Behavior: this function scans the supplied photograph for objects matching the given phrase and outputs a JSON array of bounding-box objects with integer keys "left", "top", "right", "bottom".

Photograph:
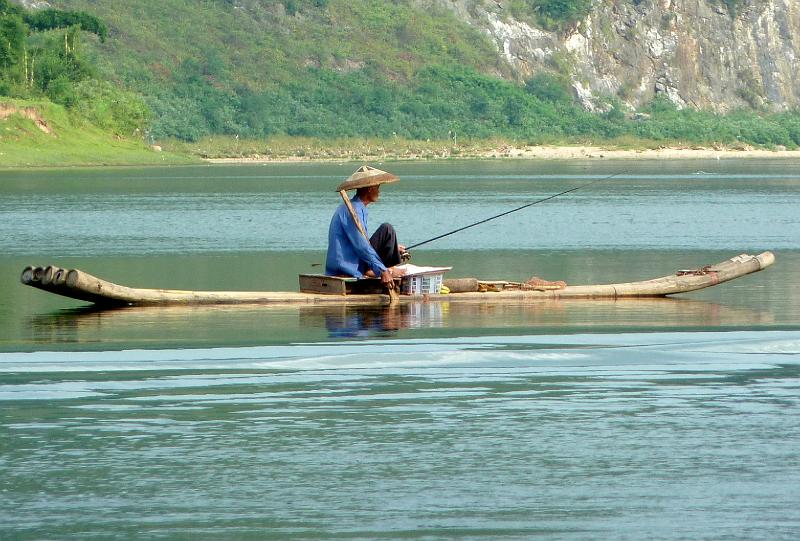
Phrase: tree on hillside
[
  {"left": 0, "top": 0, "right": 22, "bottom": 15},
  {"left": 510, "top": 0, "right": 593, "bottom": 31},
  {"left": 0, "top": 0, "right": 24, "bottom": 80},
  {"left": 24, "top": 8, "right": 107, "bottom": 42},
  {"left": 0, "top": 12, "right": 25, "bottom": 70},
  {"left": 1, "top": 2, "right": 147, "bottom": 136},
  {"left": 0, "top": 1, "right": 107, "bottom": 99}
]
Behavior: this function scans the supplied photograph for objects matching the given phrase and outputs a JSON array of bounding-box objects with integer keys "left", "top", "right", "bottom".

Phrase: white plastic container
[
  {"left": 396, "top": 264, "right": 452, "bottom": 295},
  {"left": 401, "top": 272, "right": 445, "bottom": 295}
]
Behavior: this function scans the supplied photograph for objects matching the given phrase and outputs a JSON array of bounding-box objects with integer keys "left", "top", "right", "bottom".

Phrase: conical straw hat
[{"left": 336, "top": 165, "right": 399, "bottom": 192}]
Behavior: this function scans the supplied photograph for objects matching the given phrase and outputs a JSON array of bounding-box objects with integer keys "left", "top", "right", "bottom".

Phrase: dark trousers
[{"left": 370, "top": 223, "right": 402, "bottom": 268}]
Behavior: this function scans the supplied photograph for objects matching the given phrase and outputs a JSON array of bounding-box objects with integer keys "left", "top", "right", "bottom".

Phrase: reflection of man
[
  {"left": 324, "top": 308, "right": 405, "bottom": 339},
  {"left": 325, "top": 165, "right": 407, "bottom": 285}
]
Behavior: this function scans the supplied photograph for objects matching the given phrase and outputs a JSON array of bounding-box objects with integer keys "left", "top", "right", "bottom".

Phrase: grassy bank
[{"left": 0, "top": 99, "right": 198, "bottom": 168}]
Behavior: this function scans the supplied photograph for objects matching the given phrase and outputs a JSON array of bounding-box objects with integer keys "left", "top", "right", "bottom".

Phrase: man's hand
[{"left": 380, "top": 267, "right": 406, "bottom": 284}]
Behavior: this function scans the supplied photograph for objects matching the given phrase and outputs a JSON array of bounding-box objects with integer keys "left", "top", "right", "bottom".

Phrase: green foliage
[
  {"left": 281, "top": 0, "right": 329, "bottom": 15},
  {"left": 24, "top": 9, "right": 108, "bottom": 41},
  {"left": 187, "top": 64, "right": 610, "bottom": 143},
  {"left": 46, "top": 46, "right": 800, "bottom": 151},
  {"left": 546, "top": 50, "right": 575, "bottom": 76},
  {"left": 0, "top": 1, "right": 137, "bottom": 136},
  {"left": 533, "top": 0, "right": 593, "bottom": 30},
  {"left": 0, "top": 2, "right": 26, "bottom": 95},
  {"left": 283, "top": 0, "right": 299, "bottom": 16},
  {"left": 525, "top": 72, "right": 573, "bottom": 103},
  {"left": 54, "top": 0, "right": 506, "bottom": 141},
  {"left": 660, "top": 11, "right": 676, "bottom": 31},
  {"left": 736, "top": 70, "right": 764, "bottom": 110},
  {"left": 630, "top": 103, "right": 800, "bottom": 149},
  {"left": 642, "top": 95, "right": 677, "bottom": 113},
  {"left": 0, "top": 13, "right": 25, "bottom": 72},
  {"left": 71, "top": 79, "right": 150, "bottom": 135},
  {"left": 507, "top": 0, "right": 593, "bottom": 31},
  {"left": 30, "top": 28, "right": 95, "bottom": 103},
  {"left": 711, "top": 0, "right": 742, "bottom": 18},
  {"left": 0, "top": 0, "right": 24, "bottom": 16}
]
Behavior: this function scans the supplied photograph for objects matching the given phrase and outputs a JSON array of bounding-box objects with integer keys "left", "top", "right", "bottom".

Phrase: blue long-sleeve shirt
[{"left": 325, "top": 196, "right": 387, "bottom": 278}]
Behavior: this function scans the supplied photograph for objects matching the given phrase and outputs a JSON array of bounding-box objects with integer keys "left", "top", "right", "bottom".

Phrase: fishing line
[{"left": 405, "top": 170, "right": 629, "bottom": 250}]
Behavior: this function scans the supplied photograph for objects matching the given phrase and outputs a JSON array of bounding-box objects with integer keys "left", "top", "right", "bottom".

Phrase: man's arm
[{"left": 339, "top": 212, "right": 386, "bottom": 276}]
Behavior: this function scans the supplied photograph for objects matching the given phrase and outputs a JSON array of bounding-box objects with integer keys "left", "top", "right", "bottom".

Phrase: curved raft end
[
  {"left": 756, "top": 251, "right": 775, "bottom": 269},
  {"left": 560, "top": 250, "right": 776, "bottom": 299}
]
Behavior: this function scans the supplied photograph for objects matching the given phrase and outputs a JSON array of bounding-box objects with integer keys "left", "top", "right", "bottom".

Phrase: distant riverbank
[
  {"left": 3, "top": 98, "right": 799, "bottom": 168},
  {"left": 4, "top": 125, "right": 800, "bottom": 168},
  {"left": 158, "top": 135, "right": 800, "bottom": 164},
  {"left": 204, "top": 144, "right": 800, "bottom": 163}
]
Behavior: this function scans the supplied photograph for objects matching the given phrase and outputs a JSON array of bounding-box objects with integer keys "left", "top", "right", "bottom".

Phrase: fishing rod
[{"left": 405, "top": 170, "right": 628, "bottom": 250}]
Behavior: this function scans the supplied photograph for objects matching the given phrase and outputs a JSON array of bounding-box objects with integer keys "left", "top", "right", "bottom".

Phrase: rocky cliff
[{"left": 426, "top": 0, "right": 799, "bottom": 112}]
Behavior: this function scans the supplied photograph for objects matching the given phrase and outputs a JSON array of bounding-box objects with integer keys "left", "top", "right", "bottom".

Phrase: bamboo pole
[
  {"left": 339, "top": 190, "right": 368, "bottom": 239},
  {"left": 21, "top": 265, "right": 35, "bottom": 285},
  {"left": 53, "top": 267, "right": 68, "bottom": 287},
  {"left": 41, "top": 265, "right": 57, "bottom": 286},
  {"left": 22, "top": 265, "right": 70, "bottom": 295},
  {"left": 56, "top": 268, "right": 391, "bottom": 306}
]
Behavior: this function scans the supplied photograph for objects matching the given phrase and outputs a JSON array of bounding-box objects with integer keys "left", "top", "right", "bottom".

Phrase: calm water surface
[{"left": 1, "top": 160, "right": 799, "bottom": 539}]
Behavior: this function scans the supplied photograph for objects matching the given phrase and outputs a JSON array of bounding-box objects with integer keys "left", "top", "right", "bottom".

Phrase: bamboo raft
[{"left": 20, "top": 252, "right": 775, "bottom": 307}]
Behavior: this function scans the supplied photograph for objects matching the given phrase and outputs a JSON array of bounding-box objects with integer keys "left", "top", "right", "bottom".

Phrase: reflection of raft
[{"left": 21, "top": 252, "right": 775, "bottom": 307}]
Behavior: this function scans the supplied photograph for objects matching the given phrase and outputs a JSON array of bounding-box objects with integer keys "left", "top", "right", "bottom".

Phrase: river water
[{"left": 1, "top": 160, "right": 799, "bottom": 539}]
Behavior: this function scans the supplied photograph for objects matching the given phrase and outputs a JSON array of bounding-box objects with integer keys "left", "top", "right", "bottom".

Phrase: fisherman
[{"left": 326, "top": 165, "right": 408, "bottom": 285}]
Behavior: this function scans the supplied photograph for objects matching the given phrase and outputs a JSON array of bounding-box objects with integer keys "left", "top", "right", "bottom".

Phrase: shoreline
[
  {"left": 204, "top": 144, "right": 800, "bottom": 164},
  {"left": 3, "top": 144, "right": 799, "bottom": 170}
]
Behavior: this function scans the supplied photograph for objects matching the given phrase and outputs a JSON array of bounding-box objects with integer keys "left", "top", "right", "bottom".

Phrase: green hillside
[
  {"left": 2, "top": 0, "right": 800, "bottom": 163},
  {"left": 46, "top": 0, "right": 513, "bottom": 141}
]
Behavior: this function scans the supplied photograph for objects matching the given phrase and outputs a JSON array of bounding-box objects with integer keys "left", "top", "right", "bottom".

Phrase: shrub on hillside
[
  {"left": 508, "top": 0, "right": 593, "bottom": 31},
  {"left": 524, "top": 72, "right": 573, "bottom": 103},
  {"left": 72, "top": 80, "right": 150, "bottom": 136}
]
